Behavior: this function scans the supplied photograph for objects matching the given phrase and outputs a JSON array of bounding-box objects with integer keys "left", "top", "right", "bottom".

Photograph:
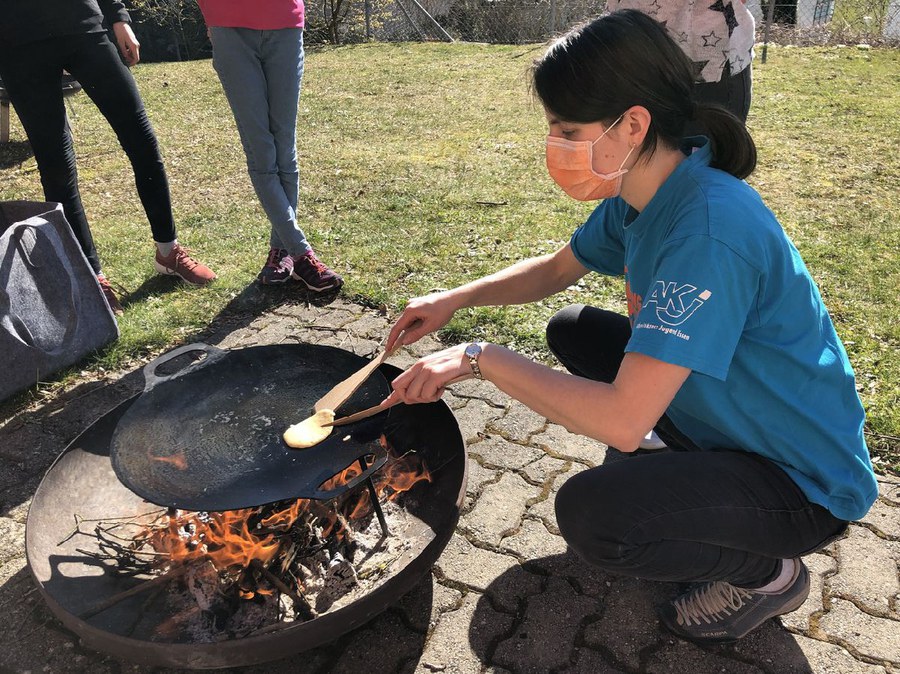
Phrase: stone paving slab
[{"left": 0, "top": 297, "right": 898, "bottom": 674}]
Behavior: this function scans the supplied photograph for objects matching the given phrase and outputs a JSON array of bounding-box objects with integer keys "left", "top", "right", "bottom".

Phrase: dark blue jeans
[
  {"left": 546, "top": 304, "right": 847, "bottom": 587},
  {"left": 0, "top": 32, "right": 176, "bottom": 273}
]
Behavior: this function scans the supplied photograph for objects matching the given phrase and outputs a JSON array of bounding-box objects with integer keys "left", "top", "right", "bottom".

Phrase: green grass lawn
[{"left": 1, "top": 42, "right": 897, "bottom": 471}]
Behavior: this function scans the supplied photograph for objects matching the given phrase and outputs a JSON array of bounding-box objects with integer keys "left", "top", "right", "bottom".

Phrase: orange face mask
[{"left": 545, "top": 115, "right": 636, "bottom": 201}]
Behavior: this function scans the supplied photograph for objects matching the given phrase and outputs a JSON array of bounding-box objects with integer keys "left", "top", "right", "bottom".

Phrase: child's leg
[
  {"left": 209, "top": 27, "right": 309, "bottom": 255},
  {"left": 259, "top": 28, "right": 304, "bottom": 235}
]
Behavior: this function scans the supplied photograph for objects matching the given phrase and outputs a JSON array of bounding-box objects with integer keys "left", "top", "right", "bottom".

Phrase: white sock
[
  {"left": 754, "top": 558, "right": 796, "bottom": 593},
  {"left": 156, "top": 240, "right": 176, "bottom": 257}
]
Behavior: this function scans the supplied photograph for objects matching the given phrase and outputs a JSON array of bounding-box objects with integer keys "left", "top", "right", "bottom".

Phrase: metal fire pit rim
[
  {"left": 29, "top": 508, "right": 462, "bottom": 669},
  {"left": 25, "top": 354, "right": 468, "bottom": 669}
]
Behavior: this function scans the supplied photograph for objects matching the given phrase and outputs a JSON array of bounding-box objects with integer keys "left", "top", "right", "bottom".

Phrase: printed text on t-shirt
[{"left": 642, "top": 281, "right": 712, "bottom": 327}]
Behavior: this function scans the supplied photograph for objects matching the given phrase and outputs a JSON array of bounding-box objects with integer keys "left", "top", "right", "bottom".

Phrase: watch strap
[{"left": 465, "top": 343, "right": 483, "bottom": 380}]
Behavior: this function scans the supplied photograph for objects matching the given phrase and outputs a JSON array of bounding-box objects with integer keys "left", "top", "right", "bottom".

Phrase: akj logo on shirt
[{"left": 643, "top": 282, "right": 712, "bottom": 326}]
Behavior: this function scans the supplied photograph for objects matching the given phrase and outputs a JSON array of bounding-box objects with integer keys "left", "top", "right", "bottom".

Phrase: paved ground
[{"left": 1, "top": 295, "right": 898, "bottom": 674}]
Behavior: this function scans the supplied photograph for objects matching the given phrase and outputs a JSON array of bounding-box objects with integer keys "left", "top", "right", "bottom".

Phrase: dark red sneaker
[
  {"left": 257, "top": 247, "right": 294, "bottom": 284},
  {"left": 97, "top": 274, "right": 124, "bottom": 316},
  {"left": 154, "top": 243, "right": 217, "bottom": 286},
  {"left": 291, "top": 251, "right": 343, "bottom": 292}
]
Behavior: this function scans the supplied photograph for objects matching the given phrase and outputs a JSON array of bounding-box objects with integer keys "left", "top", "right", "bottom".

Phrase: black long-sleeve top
[{"left": 0, "top": 0, "right": 131, "bottom": 51}]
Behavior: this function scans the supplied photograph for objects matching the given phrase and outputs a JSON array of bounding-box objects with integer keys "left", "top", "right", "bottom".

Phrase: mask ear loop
[
  {"left": 590, "top": 113, "right": 626, "bottom": 148},
  {"left": 618, "top": 143, "right": 637, "bottom": 172}
]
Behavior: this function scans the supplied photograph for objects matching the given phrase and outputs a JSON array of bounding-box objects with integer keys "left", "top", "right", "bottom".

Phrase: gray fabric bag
[{"left": 0, "top": 201, "right": 119, "bottom": 402}]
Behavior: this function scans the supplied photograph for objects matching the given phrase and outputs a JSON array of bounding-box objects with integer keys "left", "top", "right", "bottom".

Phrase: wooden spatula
[
  {"left": 324, "top": 374, "right": 469, "bottom": 427},
  {"left": 313, "top": 346, "right": 395, "bottom": 413},
  {"left": 324, "top": 398, "right": 399, "bottom": 427},
  {"left": 314, "top": 321, "right": 422, "bottom": 414}
]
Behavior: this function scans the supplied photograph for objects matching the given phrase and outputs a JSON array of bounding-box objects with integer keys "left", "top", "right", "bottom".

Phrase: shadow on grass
[
  {"left": 123, "top": 276, "right": 343, "bottom": 320},
  {"left": 0, "top": 140, "right": 34, "bottom": 169}
]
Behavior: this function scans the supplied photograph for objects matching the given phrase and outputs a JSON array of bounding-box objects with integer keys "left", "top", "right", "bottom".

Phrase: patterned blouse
[{"left": 609, "top": 0, "right": 756, "bottom": 83}]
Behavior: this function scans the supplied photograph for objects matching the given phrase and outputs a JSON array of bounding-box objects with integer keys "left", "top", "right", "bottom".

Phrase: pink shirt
[{"left": 198, "top": 0, "right": 304, "bottom": 30}]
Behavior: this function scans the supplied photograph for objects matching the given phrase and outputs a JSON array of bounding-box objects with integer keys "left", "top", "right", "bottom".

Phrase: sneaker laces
[
  {"left": 266, "top": 248, "right": 287, "bottom": 267},
  {"left": 172, "top": 245, "right": 200, "bottom": 271},
  {"left": 97, "top": 274, "right": 128, "bottom": 296},
  {"left": 303, "top": 252, "right": 329, "bottom": 275},
  {"left": 673, "top": 581, "right": 755, "bottom": 627}
]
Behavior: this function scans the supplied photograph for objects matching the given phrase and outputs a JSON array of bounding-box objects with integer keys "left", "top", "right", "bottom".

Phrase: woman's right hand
[
  {"left": 385, "top": 291, "right": 460, "bottom": 353},
  {"left": 112, "top": 22, "right": 141, "bottom": 66}
]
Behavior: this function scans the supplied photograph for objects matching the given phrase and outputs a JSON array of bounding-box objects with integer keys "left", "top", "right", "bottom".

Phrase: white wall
[{"left": 886, "top": 0, "right": 900, "bottom": 38}]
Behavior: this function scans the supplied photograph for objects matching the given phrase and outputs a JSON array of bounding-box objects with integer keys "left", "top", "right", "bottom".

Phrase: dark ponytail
[
  {"left": 694, "top": 103, "right": 757, "bottom": 180},
  {"left": 532, "top": 10, "right": 756, "bottom": 180}
]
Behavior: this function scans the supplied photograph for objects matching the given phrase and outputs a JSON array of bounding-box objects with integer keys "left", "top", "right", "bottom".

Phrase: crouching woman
[{"left": 383, "top": 10, "right": 877, "bottom": 643}]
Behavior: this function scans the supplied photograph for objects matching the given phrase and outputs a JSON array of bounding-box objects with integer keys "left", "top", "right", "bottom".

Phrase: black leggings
[
  {"left": 0, "top": 32, "right": 176, "bottom": 273},
  {"left": 546, "top": 304, "right": 847, "bottom": 587},
  {"left": 685, "top": 61, "right": 753, "bottom": 136}
]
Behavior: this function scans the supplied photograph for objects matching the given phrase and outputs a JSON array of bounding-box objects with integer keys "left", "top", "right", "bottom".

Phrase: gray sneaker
[{"left": 658, "top": 559, "right": 810, "bottom": 643}]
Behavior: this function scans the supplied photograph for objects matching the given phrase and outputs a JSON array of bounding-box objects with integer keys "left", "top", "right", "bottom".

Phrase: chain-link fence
[
  {"left": 129, "top": 0, "right": 900, "bottom": 61},
  {"left": 312, "top": 0, "right": 900, "bottom": 46}
]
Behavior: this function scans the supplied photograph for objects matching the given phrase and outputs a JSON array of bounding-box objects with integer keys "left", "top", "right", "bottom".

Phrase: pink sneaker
[
  {"left": 154, "top": 243, "right": 217, "bottom": 286},
  {"left": 257, "top": 247, "right": 294, "bottom": 284},
  {"left": 291, "top": 250, "right": 343, "bottom": 292},
  {"left": 97, "top": 274, "right": 124, "bottom": 316}
]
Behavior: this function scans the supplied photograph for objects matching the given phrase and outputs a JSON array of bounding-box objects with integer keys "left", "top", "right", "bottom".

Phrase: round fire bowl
[{"left": 25, "top": 352, "right": 467, "bottom": 669}]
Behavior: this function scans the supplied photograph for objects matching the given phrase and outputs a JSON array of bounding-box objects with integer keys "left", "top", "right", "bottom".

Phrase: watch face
[{"left": 465, "top": 343, "right": 482, "bottom": 358}]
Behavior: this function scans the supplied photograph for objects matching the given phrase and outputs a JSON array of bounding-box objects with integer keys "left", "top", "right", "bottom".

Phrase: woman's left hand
[
  {"left": 383, "top": 344, "right": 474, "bottom": 406},
  {"left": 113, "top": 22, "right": 141, "bottom": 66}
]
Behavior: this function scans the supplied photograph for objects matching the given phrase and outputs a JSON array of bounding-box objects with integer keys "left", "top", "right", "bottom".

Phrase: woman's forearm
[
  {"left": 447, "top": 246, "right": 588, "bottom": 311},
  {"left": 476, "top": 344, "right": 689, "bottom": 452}
]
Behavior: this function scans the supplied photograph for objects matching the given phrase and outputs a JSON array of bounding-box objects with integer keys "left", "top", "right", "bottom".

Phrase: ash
[{"left": 161, "top": 497, "right": 427, "bottom": 642}]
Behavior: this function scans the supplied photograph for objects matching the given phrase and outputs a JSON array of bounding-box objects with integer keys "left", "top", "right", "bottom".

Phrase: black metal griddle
[{"left": 110, "top": 343, "right": 393, "bottom": 512}]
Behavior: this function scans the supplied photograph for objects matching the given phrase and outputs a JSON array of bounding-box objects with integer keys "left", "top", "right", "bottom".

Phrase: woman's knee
[
  {"left": 114, "top": 111, "right": 163, "bottom": 165},
  {"left": 554, "top": 470, "right": 588, "bottom": 544},
  {"left": 555, "top": 470, "right": 646, "bottom": 576},
  {"left": 546, "top": 305, "right": 629, "bottom": 382},
  {"left": 555, "top": 468, "right": 623, "bottom": 551},
  {"left": 546, "top": 303, "right": 587, "bottom": 369}
]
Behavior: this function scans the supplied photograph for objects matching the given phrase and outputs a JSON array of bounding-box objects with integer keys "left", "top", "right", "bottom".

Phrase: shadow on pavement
[{"left": 470, "top": 549, "right": 816, "bottom": 673}]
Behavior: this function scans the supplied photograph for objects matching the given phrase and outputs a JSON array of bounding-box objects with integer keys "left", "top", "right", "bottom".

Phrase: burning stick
[
  {"left": 250, "top": 559, "right": 316, "bottom": 622},
  {"left": 69, "top": 437, "right": 432, "bottom": 637}
]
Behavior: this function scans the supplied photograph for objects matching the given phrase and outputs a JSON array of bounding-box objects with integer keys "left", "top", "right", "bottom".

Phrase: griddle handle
[
  {"left": 313, "top": 453, "right": 388, "bottom": 501},
  {"left": 142, "top": 343, "right": 227, "bottom": 392}
]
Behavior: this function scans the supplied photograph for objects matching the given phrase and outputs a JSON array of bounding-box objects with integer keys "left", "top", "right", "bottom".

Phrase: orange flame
[
  {"left": 150, "top": 448, "right": 188, "bottom": 470},
  {"left": 377, "top": 453, "right": 431, "bottom": 500},
  {"left": 147, "top": 506, "right": 286, "bottom": 569},
  {"left": 142, "top": 438, "right": 432, "bottom": 595}
]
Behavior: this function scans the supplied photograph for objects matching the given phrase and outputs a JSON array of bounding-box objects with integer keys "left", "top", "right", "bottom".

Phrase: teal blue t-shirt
[{"left": 569, "top": 138, "right": 877, "bottom": 522}]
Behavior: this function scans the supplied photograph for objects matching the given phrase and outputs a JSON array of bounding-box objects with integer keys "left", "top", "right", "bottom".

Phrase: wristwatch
[{"left": 464, "top": 342, "right": 484, "bottom": 380}]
